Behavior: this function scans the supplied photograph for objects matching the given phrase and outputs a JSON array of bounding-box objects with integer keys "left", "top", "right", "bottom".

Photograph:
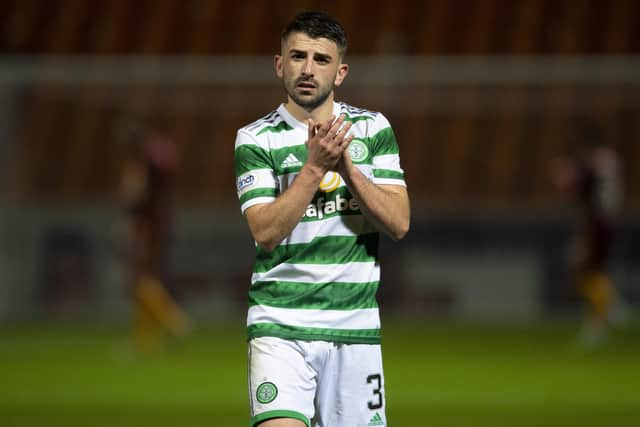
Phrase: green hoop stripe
[
  {"left": 249, "top": 281, "right": 379, "bottom": 310},
  {"left": 235, "top": 144, "right": 272, "bottom": 174},
  {"left": 239, "top": 188, "right": 278, "bottom": 205},
  {"left": 251, "top": 410, "right": 310, "bottom": 427},
  {"left": 271, "top": 145, "right": 308, "bottom": 174},
  {"left": 254, "top": 233, "right": 379, "bottom": 271},
  {"left": 373, "top": 169, "right": 404, "bottom": 180},
  {"left": 256, "top": 120, "right": 294, "bottom": 136},
  {"left": 248, "top": 323, "right": 381, "bottom": 344},
  {"left": 371, "top": 127, "right": 399, "bottom": 155},
  {"left": 298, "top": 187, "right": 363, "bottom": 222},
  {"left": 344, "top": 113, "right": 374, "bottom": 124}
]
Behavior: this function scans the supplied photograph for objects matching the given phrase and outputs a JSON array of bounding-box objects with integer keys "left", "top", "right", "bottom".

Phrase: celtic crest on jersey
[{"left": 348, "top": 139, "right": 369, "bottom": 163}]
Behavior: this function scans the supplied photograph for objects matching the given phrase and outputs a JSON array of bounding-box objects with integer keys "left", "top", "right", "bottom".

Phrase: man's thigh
[
  {"left": 314, "top": 343, "right": 387, "bottom": 427},
  {"left": 257, "top": 418, "right": 307, "bottom": 427},
  {"left": 249, "top": 337, "right": 315, "bottom": 427}
]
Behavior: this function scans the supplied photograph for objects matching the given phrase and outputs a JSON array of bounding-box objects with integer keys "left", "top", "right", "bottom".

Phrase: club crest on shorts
[
  {"left": 256, "top": 382, "right": 278, "bottom": 404},
  {"left": 348, "top": 140, "right": 369, "bottom": 163}
]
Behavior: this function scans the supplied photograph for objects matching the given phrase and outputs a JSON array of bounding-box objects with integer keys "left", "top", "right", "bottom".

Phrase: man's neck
[{"left": 284, "top": 95, "right": 335, "bottom": 124}]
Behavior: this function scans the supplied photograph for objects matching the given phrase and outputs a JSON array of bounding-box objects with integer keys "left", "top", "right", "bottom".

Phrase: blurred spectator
[
  {"left": 119, "top": 121, "right": 191, "bottom": 353},
  {"left": 551, "top": 123, "right": 624, "bottom": 346}
]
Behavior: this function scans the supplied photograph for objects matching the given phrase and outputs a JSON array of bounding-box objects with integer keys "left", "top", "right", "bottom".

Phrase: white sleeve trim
[{"left": 241, "top": 197, "right": 276, "bottom": 214}]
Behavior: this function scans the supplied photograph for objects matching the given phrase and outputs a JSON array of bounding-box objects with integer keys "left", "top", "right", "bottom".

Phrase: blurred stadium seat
[
  {"left": 0, "top": 0, "right": 638, "bottom": 320},
  {"left": 1, "top": 3, "right": 639, "bottom": 426},
  {"left": 1, "top": 0, "right": 639, "bottom": 207}
]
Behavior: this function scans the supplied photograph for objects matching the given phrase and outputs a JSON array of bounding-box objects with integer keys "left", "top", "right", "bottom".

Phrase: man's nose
[{"left": 302, "top": 57, "right": 314, "bottom": 75}]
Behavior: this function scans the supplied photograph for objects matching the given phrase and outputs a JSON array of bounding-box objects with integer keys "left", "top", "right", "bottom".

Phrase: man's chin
[{"left": 290, "top": 94, "right": 329, "bottom": 112}]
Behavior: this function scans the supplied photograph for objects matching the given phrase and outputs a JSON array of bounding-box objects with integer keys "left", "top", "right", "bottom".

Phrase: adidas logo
[
  {"left": 281, "top": 153, "right": 303, "bottom": 168},
  {"left": 368, "top": 412, "right": 384, "bottom": 426}
]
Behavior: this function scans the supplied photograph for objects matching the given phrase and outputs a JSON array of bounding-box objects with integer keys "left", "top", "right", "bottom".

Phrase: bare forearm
[
  {"left": 244, "top": 115, "right": 355, "bottom": 251},
  {"left": 341, "top": 168, "right": 410, "bottom": 241},
  {"left": 245, "top": 164, "right": 324, "bottom": 251}
]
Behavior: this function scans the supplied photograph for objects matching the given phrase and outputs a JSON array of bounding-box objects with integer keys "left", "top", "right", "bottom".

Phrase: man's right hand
[
  {"left": 305, "top": 114, "right": 354, "bottom": 176},
  {"left": 244, "top": 115, "right": 354, "bottom": 252}
]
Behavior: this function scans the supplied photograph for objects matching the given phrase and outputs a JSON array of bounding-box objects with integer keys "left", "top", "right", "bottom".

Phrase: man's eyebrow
[
  {"left": 288, "top": 49, "right": 333, "bottom": 61},
  {"left": 314, "top": 52, "right": 332, "bottom": 61}
]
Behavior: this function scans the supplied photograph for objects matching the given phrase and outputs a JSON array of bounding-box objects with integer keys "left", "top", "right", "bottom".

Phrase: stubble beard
[{"left": 285, "top": 78, "right": 333, "bottom": 112}]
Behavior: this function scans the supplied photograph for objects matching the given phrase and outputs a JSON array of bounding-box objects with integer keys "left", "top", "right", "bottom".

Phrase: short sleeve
[
  {"left": 234, "top": 130, "right": 278, "bottom": 213},
  {"left": 370, "top": 114, "right": 406, "bottom": 187}
]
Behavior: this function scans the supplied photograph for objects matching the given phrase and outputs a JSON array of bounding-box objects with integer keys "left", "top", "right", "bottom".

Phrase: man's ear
[
  {"left": 274, "top": 54, "right": 283, "bottom": 79},
  {"left": 334, "top": 63, "right": 349, "bottom": 87}
]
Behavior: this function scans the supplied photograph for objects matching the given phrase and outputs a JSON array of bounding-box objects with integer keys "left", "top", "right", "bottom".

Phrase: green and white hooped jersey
[{"left": 234, "top": 102, "right": 406, "bottom": 344}]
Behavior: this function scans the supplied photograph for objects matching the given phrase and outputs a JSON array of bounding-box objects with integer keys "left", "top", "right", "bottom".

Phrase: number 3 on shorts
[{"left": 367, "top": 374, "right": 383, "bottom": 410}]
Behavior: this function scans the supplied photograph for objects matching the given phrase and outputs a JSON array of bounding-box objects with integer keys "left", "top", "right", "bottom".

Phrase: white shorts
[{"left": 248, "top": 336, "right": 387, "bottom": 427}]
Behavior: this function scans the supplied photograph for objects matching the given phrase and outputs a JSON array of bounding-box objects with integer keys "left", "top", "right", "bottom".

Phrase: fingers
[
  {"left": 324, "top": 115, "right": 343, "bottom": 140},
  {"left": 334, "top": 121, "right": 353, "bottom": 147},
  {"left": 341, "top": 133, "right": 355, "bottom": 150},
  {"left": 306, "top": 115, "right": 354, "bottom": 172},
  {"left": 314, "top": 114, "right": 352, "bottom": 145},
  {"left": 314, "top": 115, "right": 335, "bottom": 138},
  {"left": 307, "top": 118, "right": 316, "bottom": 144},
  {"left": 325, "top": 115, "right": 349, "bottom": 142}
]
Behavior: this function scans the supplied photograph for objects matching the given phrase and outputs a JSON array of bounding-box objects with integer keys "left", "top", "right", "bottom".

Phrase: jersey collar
[{"left": 277, "top": 102, "right": 342, "bottom": 131}]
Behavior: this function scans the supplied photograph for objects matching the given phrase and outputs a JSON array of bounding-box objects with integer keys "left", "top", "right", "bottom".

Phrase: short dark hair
[{"left": 281, "top": 11, "right": 348, "bottom": 57}]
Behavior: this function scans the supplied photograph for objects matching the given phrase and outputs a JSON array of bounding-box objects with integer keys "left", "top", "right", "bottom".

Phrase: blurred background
[{"left": 1, "top": 1, "right": 639, "bottom": 426}]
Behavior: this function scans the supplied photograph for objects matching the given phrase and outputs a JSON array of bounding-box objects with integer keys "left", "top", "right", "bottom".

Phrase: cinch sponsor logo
[
  {"left": 304, "top": 194, "right": 359, "bottom": 219},
  {"left": 237, "top": 174, "right": 255, "bottom": 191}
]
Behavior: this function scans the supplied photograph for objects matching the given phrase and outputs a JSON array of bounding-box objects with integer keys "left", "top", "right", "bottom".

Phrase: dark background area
[{"left": 0, "top": 2, "right": 638, "bottom": 425}]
